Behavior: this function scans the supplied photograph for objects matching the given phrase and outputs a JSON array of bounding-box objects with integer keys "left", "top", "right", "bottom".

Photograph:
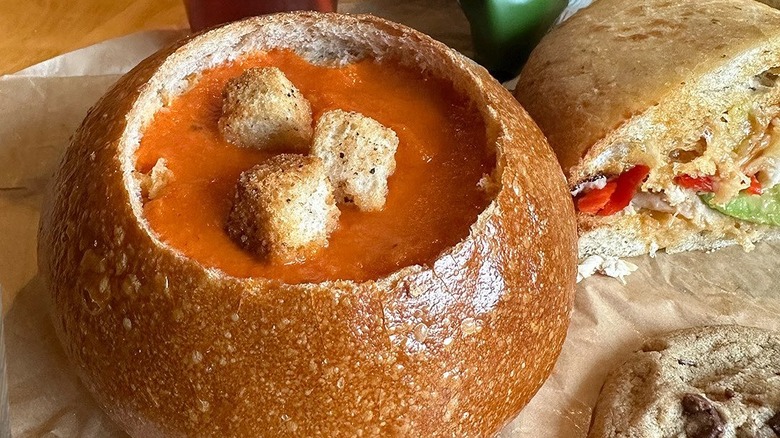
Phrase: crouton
[
  {"left": 138, "top": 158, "right": 174, "bottom": 200},
  {"left": 226, "top": 154, "right": 339, "bottom": 264},
  {"left": 218, "top": 67, "right": 313, "bottom": 151},
  {"left": 312, "top": 109, "right": 399, "bottom": 211}
]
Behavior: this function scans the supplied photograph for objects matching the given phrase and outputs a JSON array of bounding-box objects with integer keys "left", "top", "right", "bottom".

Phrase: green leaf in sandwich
[{"left": 703, "top": 185, "right": 780, "bottom": 226}]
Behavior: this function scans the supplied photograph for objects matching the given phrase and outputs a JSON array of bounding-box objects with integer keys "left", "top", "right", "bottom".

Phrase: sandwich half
[{"left": 516, "top": 0, "right": 780, "bottom": 260}]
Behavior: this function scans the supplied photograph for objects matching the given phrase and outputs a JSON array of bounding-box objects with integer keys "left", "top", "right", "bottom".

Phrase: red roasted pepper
[
  {"left": 599, "top": 165, "right": 651, "bottom": 216},
  {"left": 674, "top": 174, "right": 715, "bottom": 192},
  {"left": 577, "top": 181, "right": 617, "bottom": 214},
  {"left": 576, "top": 165, "right": 650, "bottom": 216},
  {"left": 747, "top": 175, "right": 763, "bottom": 195},
  {"left": 675, "top": 173, "right": 763, "bottom": 195}
]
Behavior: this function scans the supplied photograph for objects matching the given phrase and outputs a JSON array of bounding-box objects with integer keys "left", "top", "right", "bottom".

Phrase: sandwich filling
[{"left": 573, "top": 69, "right": 780, "bottom": 241}]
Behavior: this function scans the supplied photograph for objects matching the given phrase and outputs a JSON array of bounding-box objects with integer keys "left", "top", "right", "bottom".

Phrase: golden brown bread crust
[
  {"left": 38, "top": 12, "right": 577, "bottom": 437},
  {"left": 516, "top": 0, "right": 780, "bottom": 183}
]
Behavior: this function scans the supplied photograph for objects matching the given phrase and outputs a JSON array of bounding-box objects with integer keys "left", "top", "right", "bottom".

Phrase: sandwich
[{"left": 515, "top": 0, "right": 780, "bottom": 264}]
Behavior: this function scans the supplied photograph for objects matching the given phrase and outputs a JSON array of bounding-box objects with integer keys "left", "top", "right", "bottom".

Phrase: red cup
[{"left": 185, "top": 0, "right": 338, "bottom": 32}]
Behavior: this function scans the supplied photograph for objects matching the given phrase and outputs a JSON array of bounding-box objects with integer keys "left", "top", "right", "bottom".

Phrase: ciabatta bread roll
[
  {"left": 38, "top": 12, "right": 576, "bottom": 437},
  {"left": 516, "top": 0, "right": 780, "bottom": 259}
]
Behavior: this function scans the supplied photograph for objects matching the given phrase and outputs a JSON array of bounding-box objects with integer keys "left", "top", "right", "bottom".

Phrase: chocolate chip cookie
[{"left": 589, "top": 325, "right": 780, "bottom": 438}]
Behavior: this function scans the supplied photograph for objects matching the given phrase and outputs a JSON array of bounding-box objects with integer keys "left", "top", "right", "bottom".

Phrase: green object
[
  {"left": 702, "top": 184, "right": 780, "bottom": 226},
  {"left": 459, "top": 0, "right": 569, "bottom": 81}
]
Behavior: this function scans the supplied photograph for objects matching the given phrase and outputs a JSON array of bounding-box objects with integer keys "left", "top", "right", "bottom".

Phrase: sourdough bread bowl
[{"left": 37, "top": 12, "right": 577, "bottom": 437}]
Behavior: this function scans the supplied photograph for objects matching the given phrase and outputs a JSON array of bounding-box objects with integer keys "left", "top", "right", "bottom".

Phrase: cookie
[{"left": 589, "top": 325, "right": 780, "bottom": 438}]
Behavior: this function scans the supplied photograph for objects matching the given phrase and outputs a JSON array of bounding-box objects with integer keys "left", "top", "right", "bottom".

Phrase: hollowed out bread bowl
[{"left": 38, "top": 12, "right": 577, "bottom": 437}]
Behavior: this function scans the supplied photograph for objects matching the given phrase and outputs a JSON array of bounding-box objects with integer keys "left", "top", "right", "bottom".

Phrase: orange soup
[{"left": 136, "top": 50, "right": 493, "bottom": 283}]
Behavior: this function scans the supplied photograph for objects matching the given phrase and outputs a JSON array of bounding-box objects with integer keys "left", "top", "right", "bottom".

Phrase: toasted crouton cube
[
  {"left": 226, "top": 154, "right": 340, "bottom": 264},
  {"left": 312, "top": 110, "right": 399, "bottom": 211},
  {"left": 218, "top": 67, "right": 313, "bottom": 152}
]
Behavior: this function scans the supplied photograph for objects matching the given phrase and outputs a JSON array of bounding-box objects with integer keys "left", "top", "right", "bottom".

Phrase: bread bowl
[
  {"left": 37, "top": 12, "right": 577, "bottom": 437},
  {"left": 515, "top": 0, "right": 780, "bottom": 260}
]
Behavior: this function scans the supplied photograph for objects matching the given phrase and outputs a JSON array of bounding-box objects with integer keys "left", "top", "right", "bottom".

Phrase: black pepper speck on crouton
[
  {"left": 218, "top": 67, "right": 313, "bottom": 152},
  {"left": 312, "top": 109, "right": 399, "bottom": 211},
  {"left": 226, "top": 154, "right": 339, "bottom": 264}
]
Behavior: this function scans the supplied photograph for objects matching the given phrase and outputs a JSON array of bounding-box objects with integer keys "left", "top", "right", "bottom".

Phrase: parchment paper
[{"left": 2, "top": 2, "right": 779, "bottom": 437}]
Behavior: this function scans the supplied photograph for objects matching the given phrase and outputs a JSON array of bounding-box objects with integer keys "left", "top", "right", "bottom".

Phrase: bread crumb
[
  {"left": 139, "top": 158, "right": 174, "bottom": 200},
  {"left": 226, "top": 154, "right": 339, "bottom": 264},
  {"left": 218, "top": 67, "right": 313, "bottom": 151},
  {"left": 312, "top": 109, "right": 399, "bottom": 211},
  {"left": 648, "top": 242, "right": 660, "bottom": 257},
  {"left": 577, "top": 255, "right": 638, "bottom": 283}
]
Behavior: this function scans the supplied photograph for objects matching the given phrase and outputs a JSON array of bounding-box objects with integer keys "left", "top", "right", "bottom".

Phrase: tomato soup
[{"left": 136, "top": 50, "right": 493, "bottom": 283}]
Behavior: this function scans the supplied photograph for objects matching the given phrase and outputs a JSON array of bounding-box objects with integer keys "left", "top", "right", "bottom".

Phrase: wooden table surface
[
  {"left": 0, "top": 0, "right": 470, "bottom": 76},
  {"left": 1, "top": 0, "right": 188, "bottom": 75}
]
